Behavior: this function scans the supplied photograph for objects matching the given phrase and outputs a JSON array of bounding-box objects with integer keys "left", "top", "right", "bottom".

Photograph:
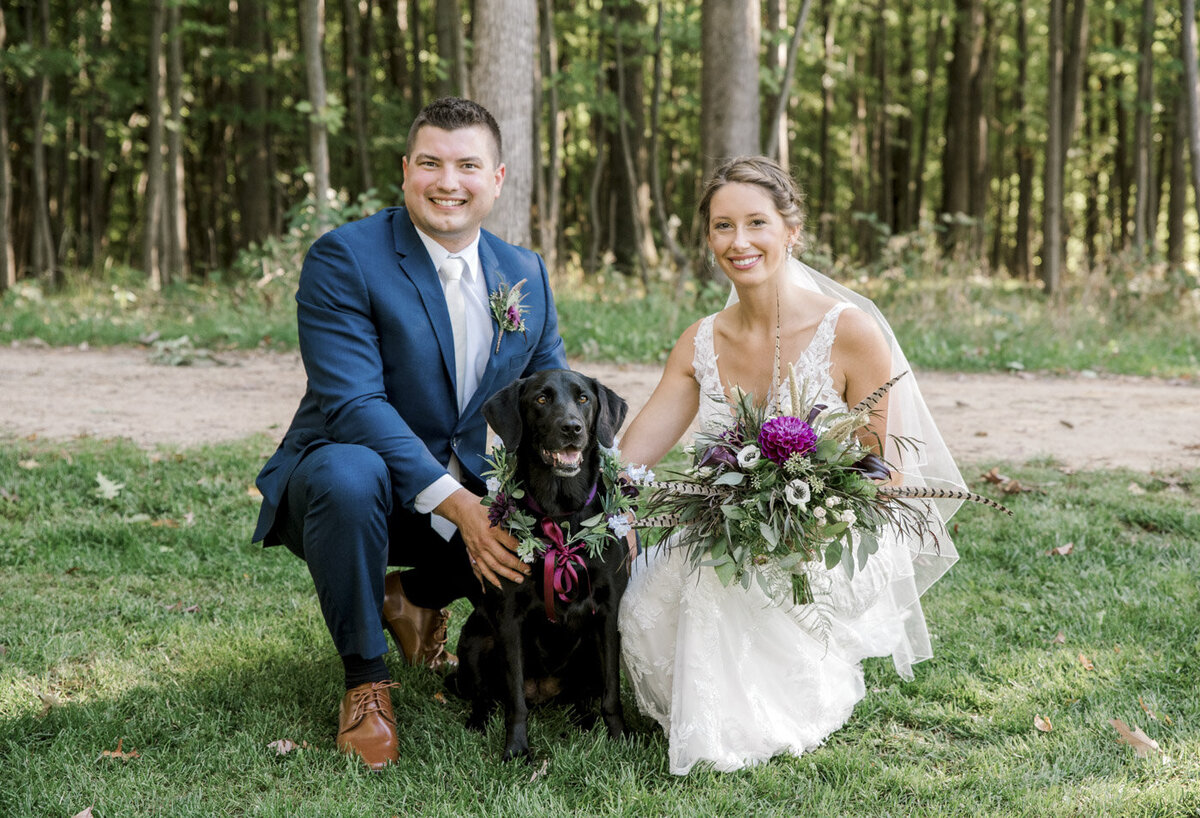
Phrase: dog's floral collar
[
  {"left": 481, "top": 443, "right": 638, "bottom": 566},
  {"left": 488, "top": 278, "right": 528, "bottom": 353}
]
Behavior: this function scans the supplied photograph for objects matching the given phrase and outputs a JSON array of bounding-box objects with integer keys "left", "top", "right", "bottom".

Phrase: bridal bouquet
[{"left": 638, "top": 366, "right": 1009, "bottom": 606}]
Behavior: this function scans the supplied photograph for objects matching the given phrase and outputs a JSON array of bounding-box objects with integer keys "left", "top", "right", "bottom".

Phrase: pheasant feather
[
  {"left": 851, "top": 371, "right": 909, "bottom": 416},
  {"left": 877, "top": 485, "right": 1013, "bottom": 515}
]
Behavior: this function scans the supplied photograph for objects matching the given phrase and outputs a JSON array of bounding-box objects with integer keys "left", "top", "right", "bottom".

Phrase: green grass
[
  {"left": 2, "top": 437, "right": 1199, "bottom": 816},
  {"left": 4, "top": 259, "right": 1198, "bottom": 377}
]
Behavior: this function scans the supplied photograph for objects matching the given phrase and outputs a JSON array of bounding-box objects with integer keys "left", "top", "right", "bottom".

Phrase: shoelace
[{"left": 346, "top": 681, "right": 400, "bottom": 724}]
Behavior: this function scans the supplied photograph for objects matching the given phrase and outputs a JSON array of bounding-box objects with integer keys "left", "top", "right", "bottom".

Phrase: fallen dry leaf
[
  {"left": 72, "top": 807, "right": 95, "bottom": 818},
  {"left": 268, "top": 738, "right": 300, "bottom": 756},
  {"left": 528, "top": 758, "right": 550, "bottom": 782},
  {"left": 1078, "top": 653, "right": 1094, "bottom": 671},
  {"left": 1046, "top": 542, "right": 1075, "bottom": 556},
  {"left": 100, "top": 737, "right": 140, "bottom": 760},
  {"left": 149, "top": 518, "right": 180, "bottom": 528},
  {"left": 1059, "top": 419, "right": 1074, "bottom": 429},
  {"left": 1139, "top": 697, "right": 1157, "bottom": 721},
  {"left": 36, "top": 689, "right": 63, "bottom": 717},
  {"left": 1127, "top": 482, "right": 1146, "bottom": 496},
  {"left": 0, "top": 486, "right": 17, "bottom": 503},
  {"left": 1051, "top": 631, "right": 1066, "bottom": 644},
  {"left": 247, "top": 485, "right": 263, "bottom": 499},
  {"left": 433, "top": 691, "right": 448, "bottom": 704},
  {"left": 980, "top": 467, "right": 1008, "bottom": 485},
  {"left": 164, "top": 602, "right": 200, "bottom": 614},
  {"left": 1034, "top": 714, "right": 1053, "bottom": 733},
  {"left": 18, "top": 459, "right": 40, "bottom": 470},
  {"left": 1110, "top": 719, "right": 1162, "bottom": 758}
]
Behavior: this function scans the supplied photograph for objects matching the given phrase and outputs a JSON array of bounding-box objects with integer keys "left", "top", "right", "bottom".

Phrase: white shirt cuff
[{"left": 414, "top": 473, "right": 463, "bottom": 541}]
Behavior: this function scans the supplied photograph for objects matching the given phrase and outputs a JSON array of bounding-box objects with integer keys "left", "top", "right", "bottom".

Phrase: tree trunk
[
  {"left": 435, "top": 0, "right": 468, "bottom": 98},
  {"left": 343, "top": 0, "right": 373, "bottom": 193},
  {"left": 380, "top": 0, "right": 411, "bottom": 102},
  {"left": 817, "top": 0, "right": 836, "bottom": 249},
  {"left": 1167, "top": 94, "right": 1187, "bottom": 266},
  {"left": 701, "top": 0, "right": 760, "bottom": 183},
  {"left": 1182, "top": 0, "right": 1200, "bottom": 236},
  {"left": 1111, "top": 18, "right": 1131, "bottom": 250},
  {"left": 912, "top": 0, "right": 946, "bottom": 228},
  {"left": 649, "top": 0, "right": 692, "bottom": 278},
  {"left": 892, "top": 0, "right": 915, "bottom": 232},
  {"left": 763, "top": 0, "right": 814, "bottom": 167},
  {"left": 235, "top": 0, "right": 272, "bottom": 247},
  {"left": 872, "top": 0, "right": 892, "bottom": 234},
  {"left": 0, "top": 4, "right": 12, "bottom": 289},
  {"left": 535, "top": 0, "right": 561, "bottom": 269},
  {"left": 28, "top": 0, "right": 57, "bottom": 285},
  {"left": 941, "top": 0, "right": 982, "bottom": 253},
  {"left": 143, "top": 0, "right": 166, "bottom": 287},
  {"left": 301, "top": 0, "right": 332, "bottom": 233},
  {"left": 472, "top": 0, "right": 536, "bottom": 246},
  {"left": 1041, "top": 0, "right": 1065, "bottom": 293},
  {"left": 1132, "top": 0, "right": 1155, "bottom": 254},
  {"left": 166, "top": 0, "right": 188, "bottom": 280},
  {"left": 408, "top": 0, "right": 425, "bottom": 109},
  {"left": 1012, "top": 0, "right": 1033, "bottom": 279}
]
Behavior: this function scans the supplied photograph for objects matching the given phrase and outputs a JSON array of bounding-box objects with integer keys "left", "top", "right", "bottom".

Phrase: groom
[{"left": 252, "top": 97, "right": 568, "bottom": 769}]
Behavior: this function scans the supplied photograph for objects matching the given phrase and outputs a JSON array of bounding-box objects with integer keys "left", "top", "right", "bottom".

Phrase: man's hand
[{"left": 435, "top": 488, "right": 531, "bottom": 589}]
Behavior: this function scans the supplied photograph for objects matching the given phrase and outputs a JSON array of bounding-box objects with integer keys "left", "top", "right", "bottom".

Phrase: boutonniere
[{"left": 488, "top": 278, "right": 529, "bottom": 353}]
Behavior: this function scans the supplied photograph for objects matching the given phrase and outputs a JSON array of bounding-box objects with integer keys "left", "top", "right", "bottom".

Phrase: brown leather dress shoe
[
  {"left": 337, "top": 681, "right": 400, "bottom": 770},
  {"left": 381, "top": 572, "right": 458, "bottom": 671}
]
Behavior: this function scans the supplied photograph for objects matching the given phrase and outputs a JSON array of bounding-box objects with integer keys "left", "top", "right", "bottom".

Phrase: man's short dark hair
[{"left": 406, "top": 97, "right": 503, "bottom": 166}]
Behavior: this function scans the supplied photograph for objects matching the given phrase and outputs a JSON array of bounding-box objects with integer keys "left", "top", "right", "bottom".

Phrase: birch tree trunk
[
  {"left": 143, "top": 0, "right": 166, "bottom": 287},
  {"left": 472, "top": 0, "right": 536, "bottom": 246}
]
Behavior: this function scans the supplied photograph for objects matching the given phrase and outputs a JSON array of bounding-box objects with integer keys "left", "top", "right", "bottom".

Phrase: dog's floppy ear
[
  {"left": 483, "top": 377, "right": 525, "bottom": 450},
  {"left": 590, "top": 379, "right": 628, "bottom": 449}
]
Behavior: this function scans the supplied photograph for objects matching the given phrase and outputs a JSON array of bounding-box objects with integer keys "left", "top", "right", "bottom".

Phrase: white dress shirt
[{"left": 410, "top": 228, "right": 492, "bottom": 539}]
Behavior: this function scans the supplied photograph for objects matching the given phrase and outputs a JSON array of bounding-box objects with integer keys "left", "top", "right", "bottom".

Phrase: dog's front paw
[
  {"left": 501, "top": 724, "right": 531, "bottom": 762},
  {"left": 603, "top": 714, "right": 626, "bottom": 739},
  {"left": 466, "top": 703, "right": 490, "bottom": 733}
]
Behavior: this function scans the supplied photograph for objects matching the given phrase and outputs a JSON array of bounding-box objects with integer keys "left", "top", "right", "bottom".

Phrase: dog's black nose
[{"left": 561, "top": 419, "right": 583, "bottom": 436}]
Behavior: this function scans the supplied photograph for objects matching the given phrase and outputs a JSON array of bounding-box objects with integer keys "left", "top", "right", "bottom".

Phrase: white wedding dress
[{"left": 619, "top": 304, "right": 929, "bottom": 775}]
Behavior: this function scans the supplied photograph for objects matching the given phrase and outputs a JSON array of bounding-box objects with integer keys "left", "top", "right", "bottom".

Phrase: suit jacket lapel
[{"left": 391, "top": 209, "right": 458, "bottom": 390}]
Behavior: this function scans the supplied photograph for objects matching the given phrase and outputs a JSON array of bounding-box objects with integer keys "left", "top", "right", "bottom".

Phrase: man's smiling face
[{"left": 402, "top": 124, "right": 506, "bottom": 254}]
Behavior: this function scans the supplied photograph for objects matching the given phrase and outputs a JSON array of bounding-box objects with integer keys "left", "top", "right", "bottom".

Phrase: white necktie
[{"left": 439, "top": 256, "right": 469, "bottom": 409}]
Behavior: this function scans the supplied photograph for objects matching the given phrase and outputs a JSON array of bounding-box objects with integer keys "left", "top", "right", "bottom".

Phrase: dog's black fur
[{"left": 452, "top": 368, "right": 629, "bottom": 761}]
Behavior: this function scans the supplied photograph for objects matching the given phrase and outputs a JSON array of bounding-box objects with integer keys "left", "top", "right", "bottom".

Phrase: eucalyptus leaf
[
  {"left": 713, "top": 559, "right": 738, "bottom": 586},
  {"left": 824, "top": 540, "right": 843, "bottom": 570},
  {"left": 759, "top": 522, "right": 779, "bottom": 548},
  {"left": 714, "top": 471, "right": 746, "bottom": 486},
  {"left": 722, "top": 504, "right": 746, "bottom": 520}
]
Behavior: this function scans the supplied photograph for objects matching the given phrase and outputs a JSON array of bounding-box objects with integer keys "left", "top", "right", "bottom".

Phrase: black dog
[{"left": 452, "top": 368, "right": 630, "bottom": 761}]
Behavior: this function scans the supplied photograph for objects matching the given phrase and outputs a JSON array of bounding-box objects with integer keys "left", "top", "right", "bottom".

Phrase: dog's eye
[
  {"left": 578, "top": 395, "right": 589, "bottom": 404},
  {"left": 536, "top": 395, "right": 548, "bottom": 405}
]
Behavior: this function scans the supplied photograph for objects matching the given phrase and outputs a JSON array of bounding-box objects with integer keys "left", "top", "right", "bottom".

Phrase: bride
[{"left": 617, "top": 156, "right": 967, "bottom": 775}]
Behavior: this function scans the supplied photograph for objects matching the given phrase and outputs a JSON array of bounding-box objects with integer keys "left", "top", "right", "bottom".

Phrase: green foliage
[{"left": 0, "top": 437, "right": 1198, "bottom": 816}]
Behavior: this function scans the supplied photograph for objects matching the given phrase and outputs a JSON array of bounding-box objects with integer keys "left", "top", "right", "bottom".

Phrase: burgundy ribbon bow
[{"left": 539, "top": 517, "right": 592, "bottom": 623}]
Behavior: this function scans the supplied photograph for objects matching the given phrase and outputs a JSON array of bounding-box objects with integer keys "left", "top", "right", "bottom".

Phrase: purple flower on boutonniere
[{"left": 488, "top": 278, "right": 529, "bottom": 352}]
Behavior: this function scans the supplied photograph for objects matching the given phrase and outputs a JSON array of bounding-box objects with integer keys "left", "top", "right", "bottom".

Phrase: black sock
[{"left": 341, "top": 653, "right": 391, "bottom": 690}]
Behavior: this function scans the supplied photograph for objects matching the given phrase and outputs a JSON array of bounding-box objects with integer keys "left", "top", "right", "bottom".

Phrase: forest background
[{"left": 3, "top": 0, "right": 1200, "bottom": 305}]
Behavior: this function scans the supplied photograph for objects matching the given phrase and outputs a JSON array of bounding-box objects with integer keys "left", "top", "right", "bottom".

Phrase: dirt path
[{"left": 3, "top": 343, "right": 1198, "bottom": 473}]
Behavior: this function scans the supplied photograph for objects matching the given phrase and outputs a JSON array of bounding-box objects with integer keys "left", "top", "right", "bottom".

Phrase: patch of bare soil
[{"left": 3, "top": 343, "right": 1198, "bottom": 473}]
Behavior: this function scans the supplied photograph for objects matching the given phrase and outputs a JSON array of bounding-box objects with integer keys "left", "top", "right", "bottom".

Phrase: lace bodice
[{"left": 692, "top": 302, "right": 852, "bottom": 434}]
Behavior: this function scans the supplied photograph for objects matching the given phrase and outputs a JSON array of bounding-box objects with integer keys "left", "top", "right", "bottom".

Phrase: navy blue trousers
[{"left": 274, "top": 443, "right": 481, "bottom": 660}]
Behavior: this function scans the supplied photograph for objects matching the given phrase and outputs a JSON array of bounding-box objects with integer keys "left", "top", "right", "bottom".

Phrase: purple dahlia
[{"left": 758, "top": 415, "right": 818, "bottom": 466}]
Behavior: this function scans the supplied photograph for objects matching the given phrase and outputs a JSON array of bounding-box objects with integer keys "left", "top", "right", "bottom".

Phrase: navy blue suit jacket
[{"left": 252, "top": 206, "right": 568, "bottom": 544}]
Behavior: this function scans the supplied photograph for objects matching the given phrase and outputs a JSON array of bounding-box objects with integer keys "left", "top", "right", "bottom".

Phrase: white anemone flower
[
  {"left": 785, "top": 479, "right": 811, "bottom": 507},
  {"left": 736, "top": 445, "right": 761, "bottom": 468}
]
